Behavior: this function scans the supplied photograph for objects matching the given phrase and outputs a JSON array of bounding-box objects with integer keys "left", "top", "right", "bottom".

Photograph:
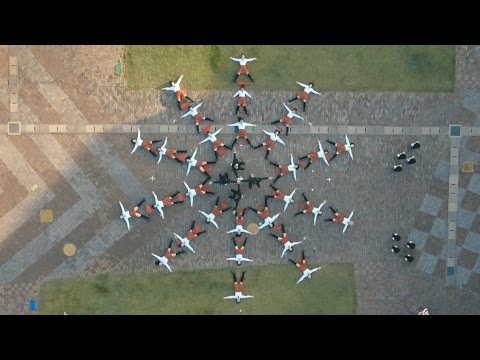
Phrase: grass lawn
[
  {"left": 39, "top": 263, "right": 356, "bottom": 315},
  {"left": 124, "top": 45, "right": 455, "bottom": 92}
]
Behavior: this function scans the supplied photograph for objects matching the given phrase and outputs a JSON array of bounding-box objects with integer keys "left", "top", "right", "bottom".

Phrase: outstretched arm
[
  {"left": 244, "top": 90, "right": 253, "bottom": 99},
  {"left": 162, "top": 85, "right": 175, "bottom": 91},
  {"left": 296, "top": 81, "right": 308, "bottom": 88},
  {"left": 233, "top": 90, "right": 240, "bottom": 98},
  {"left": 245, "top": 57, "right": 257, "bottom": 63},
  {"left": 175, "top": 75, "right": 184, "bottom": 87},
  {"left": 310, "top": 88, "right": 321, "bottom": 95},
  {"left": 230, "top": 57, "right": 241, "bottom": 62}
]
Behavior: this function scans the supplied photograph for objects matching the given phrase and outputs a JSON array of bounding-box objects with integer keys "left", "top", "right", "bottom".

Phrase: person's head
[
  {"left": 240, "top": 84, "right": 245, "bottom": 90},
  {"left": 309, "top": 82, "right": 314, "bottom": 87},
  {"left": 324, "top": 149, "right": 329, "bottom": 154},
  {"left": 154, "top": 260, "right": 160, "bottom": 266},
  {"left": 349, "top": 220, "right": 354, "bottom": 226},
  {"left": 238, "top": 117, "right": 244, "bottom": 122},
  {"left": 250, "top": 173, "right": 254, "bottom": 178},
  {"left": 236, "top": 297, "right": 241, "bottom": 303},
  {"left": 350, "top": 143, "right": 355, "bottom": 148},
  {"left": 274, "top": 129, "right": 280, "bottom": 135},
  {"left": 186, "top": 192, "right": 190, "bottom": 197},
  {"left": 294, "top": 164, "right": 299, "bottom": 169},
  {"left": 236, "top": 231, "right": 241, "bottom": 236},
  {"left": 269, "top": 222, "right": 274, "bottom": 228},
  {"left": 237, "top": 260, "right": 241, "bottom": 266},
  {"left": 308, "top": 274, "right": 312, "bottom": 279},
  {"left": 185, "top": 156, "right": 191, "bottom": 162},
  {"left": 205, "top": 218, "right": 210, "bottom": 224},
  {"left": 289, "top": 247, "right": 293, "bottom": 252},
  {"left": 241, "top": 54, "right": 245, "bottom": 59},
  {"left": 292, "top": 107, "right": 298, "bottom": 112},
  {"left": 319, "top": 210, "right": 323, "bottom": 215},
  {"left": 290, "top": 198, "right": 295, "bottom": 204},
  {"left": 131, "top": 138, "right": 137, "bottom": 144},
  {"left": 170, "top": 80, "right": 174, "bottom": 86}
]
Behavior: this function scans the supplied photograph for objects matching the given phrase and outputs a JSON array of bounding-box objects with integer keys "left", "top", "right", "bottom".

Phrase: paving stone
[
  {"left": 467, "top": 173, "right": 480, "bottom": 195},
  {"left": 420, "top": 194, "right": 443, "bottom": 217},
  {"left": 464, "top": 231, "right": 480, "bottom": 253},
  {"left": 415, "top": 252, "right": 438, "bottom": 275},
  {"left": 457, "top": 207, "right": 477, "bottom": 230}
]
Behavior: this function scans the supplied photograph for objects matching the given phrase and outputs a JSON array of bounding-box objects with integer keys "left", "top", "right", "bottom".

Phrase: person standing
[
  {"left": 406, "top": 156, "right": 416, "bottom": 165},
  {"left": 392, "top": 233, "right": 401, "bottom": 241},
  {"left": 406, "top": 241, "right": 416, "bottom": 249},
  {"left": 393, "top": 165, "right": 403, "bottom": 172},
  {"left": 288, "top": 81, "right": 321, "bottom": 112},
  {"left": 233, "top": 84, "right": 253, "bottom": 115},
  {"left": 230, "top": 54, "right": 257, "bottom": 82},
  {"left": 391, "top": 245, "right": 400, "bottom": 254},
  {"left": 404, "top": 254, "right": 414, "bottom": 262}
]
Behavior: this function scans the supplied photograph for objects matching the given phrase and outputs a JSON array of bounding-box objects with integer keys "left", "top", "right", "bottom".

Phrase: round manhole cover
[
  {"left": 247, "top": 223, "right": 259, "bottom": 236},
  {"left": 63, "top": 243, "right": 76, "bottom": 257}
]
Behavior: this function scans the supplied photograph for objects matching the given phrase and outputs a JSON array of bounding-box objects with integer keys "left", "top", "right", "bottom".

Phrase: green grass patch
[
  {"left": 39, "top": 263, "right": 356, "bottom": 315},
  {"left": 124, "top": 45, "right": 455, "bottom": 92}
]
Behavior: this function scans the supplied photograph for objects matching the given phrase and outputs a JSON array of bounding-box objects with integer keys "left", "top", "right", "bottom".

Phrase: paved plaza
[{"left": 0, "top": 45, "right": 479, "bottom": 314}]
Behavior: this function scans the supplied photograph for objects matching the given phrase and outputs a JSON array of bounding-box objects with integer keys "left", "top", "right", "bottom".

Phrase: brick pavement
[{"left": 1, "top": 45, "right": 480, "bottom": 314}]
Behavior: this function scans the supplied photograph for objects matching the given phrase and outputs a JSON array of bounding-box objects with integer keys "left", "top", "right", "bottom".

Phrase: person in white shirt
[
  {"left": 180, "top": 103, "right": 214, "bottom": 133},
  {"left": 288, "top": 81, "right": 321, "bottom": 112},
  {"left": 233, "top": 84, "right": 253, "bottom": 115},
  {"left": 228, "top": 117, "right": 255, "bottom": 147},
  {"left": 162, "top": 75, "right": 195, "bottom": 110},
  {"left": 253, "top": 129, "right": 285, "bottom": 160},
  {"left": 271, "top": 103, "right": 303, "bottom": 136},
  {"left": 230, "top": 54, "right": 257, "bottom": 82}
]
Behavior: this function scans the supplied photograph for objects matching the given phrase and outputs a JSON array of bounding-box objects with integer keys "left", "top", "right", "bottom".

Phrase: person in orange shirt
[
  {"left": 270, "top": 224, "right": 302, "bottom": 258},
  {"left": 128, "top": 198, "right": 150, "bottom": 220},
  {"left": 230, "top": 54, "right": 257, "bottom": 82},
  {"left": 162, "top": 75, "right": 195, "bottom": 110},
  {"left": 152, "top": 239, "right": 185, "bottom": 272},
  {"left": 226, "top": 237, "right": 253, "bottom": 266},
  {"left": 175, "top": 221, "right": 206, "bottom": 248},
  {"left": 294, "top": 192, "right": 314, "bottom": 216},
  {"left": 247, "top": 202, "right": 271, "bottom": 221},
  {"left": 323, "top": 206, "right": 345, "bottom": 223},
  {"left": 288, "top": 81, "right": 321, "bottom": 112},
  {"left": 131, "top": 138, "right": 163, "bottom": 157},
  {"left": 327, "top": 139, "right": 355, "bottom": 161},
  {"left": 288, "top": 251, "right": 321, "bottom": 284},
  {"left": 299, "top": 147, "right": 330, "bottom": 170},
  {"left": 224, "top": 271, "right": 254, "bottom": 303}
]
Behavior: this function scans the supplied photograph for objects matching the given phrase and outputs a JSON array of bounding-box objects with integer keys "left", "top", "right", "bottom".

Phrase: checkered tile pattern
[{"left": 411, "top": 132, "right": 480, "bottom": 294}]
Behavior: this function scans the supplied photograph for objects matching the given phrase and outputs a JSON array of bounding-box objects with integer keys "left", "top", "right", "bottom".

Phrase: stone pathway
[{"left": 1, "top": 45, "right": 479, "bottom": 314}]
